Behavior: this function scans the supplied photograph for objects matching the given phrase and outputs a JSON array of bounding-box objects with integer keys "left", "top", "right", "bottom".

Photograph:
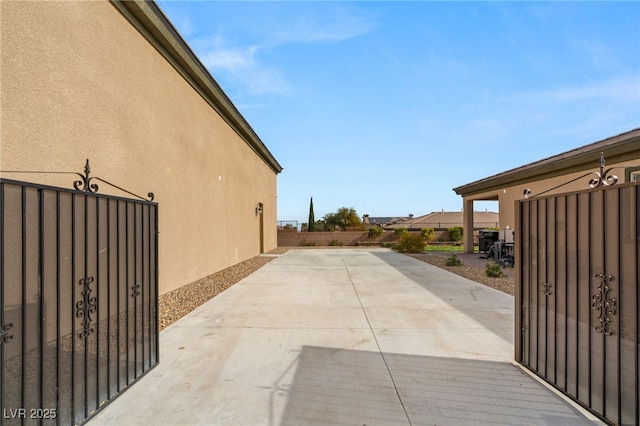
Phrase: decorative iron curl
[
  {"left": 540, "top": 282, "right": 552, "bottom": 296},
  {"left": 0, "top": 323, "right": 13, "bottom": 344},
  {"left": 73, "top": 159, "right": 99, "bottom": 193},
  {"left": 588, "top": 152, "right": 618, "bottom": 189},
  {"left": 523, "top": 152, "right": 620, "bottom": 199},
  {"left": 131, "top": 283, "right": 141, "bottom": 298}
]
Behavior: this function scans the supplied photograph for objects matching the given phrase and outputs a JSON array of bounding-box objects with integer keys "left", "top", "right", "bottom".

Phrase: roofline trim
[
  {"left": 110, "top": 0, "right": 283, "bottom": 174},
  {"left": 453, "top": 128, "right": 640, "bottom": 197}
]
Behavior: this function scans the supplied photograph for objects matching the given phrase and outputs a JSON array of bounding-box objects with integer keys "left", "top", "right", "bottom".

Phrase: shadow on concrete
[{"left": 279, "top": 346, "right": 594, "bottom": 425}]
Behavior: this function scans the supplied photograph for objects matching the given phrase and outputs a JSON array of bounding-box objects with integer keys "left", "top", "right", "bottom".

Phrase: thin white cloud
[
  {"left": 185, "top": 4, "right": 376, "bottom": 98},
  {"left": 197, "top": 37, "right": 259, "bottom": 73},
  {"left": 500, "top": 76, "right": 639, "bottom": 104},
  {"left": 268, "top": 11, "right": 375, "bottom": 45}
]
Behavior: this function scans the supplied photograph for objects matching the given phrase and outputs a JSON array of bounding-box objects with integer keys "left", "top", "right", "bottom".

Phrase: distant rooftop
[
  {"left": 364, "top": 216, "right": 410, "bottom": 226},
  {"left": 382, "top": 211, "right": 499, "bottom": 230}
]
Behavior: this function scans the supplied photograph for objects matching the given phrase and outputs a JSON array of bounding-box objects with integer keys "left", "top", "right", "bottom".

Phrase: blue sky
[{"left": 157, "top": 1, "right": 640, "bottom": 224}]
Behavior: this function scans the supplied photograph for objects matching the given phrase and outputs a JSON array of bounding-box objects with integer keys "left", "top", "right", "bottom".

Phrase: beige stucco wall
[
  {"left": 1, "top": 1, "right": 279, "bottom": 294},
  {"left": 464, "top": 158, "right": 640, "bottom": 231}
]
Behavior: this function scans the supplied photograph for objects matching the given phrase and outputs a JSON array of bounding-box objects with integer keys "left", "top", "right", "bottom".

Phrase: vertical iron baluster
[
  {"left": 83, "top": 193, "right": 88, "bottom": 419},
  {"left": 106, "top": 199, "right": 111, "bottom": 399},
  {"left": 553, "top": 198, "right": 558, "bottom": 385},
  {"left": 576, "top": 193, "right": 581, "bottom": 401},
  {"left": 71, "top": 193, "right": 75, "bottom": 422},
  {"left": 95, "top": 196, "right": 100, "bottom": 411},
  {"left": 39, "top": 187, "right": 44, "bottom": 417},
  {"left": 587, "top": 191, "right": 592, "bottom": 408},
  {"left": 154, "top": 206, "right": 159, "bottom": 366},
  {"left": 636, "top": 186, "right": 640, "bottom": 426},
  {"left": 116, "top": 199, "right": 121, "bottom": 393},
  {"left": 125, "top": 202, "right": 129, "bottom": 385},
  {"left": 55, "top": 191, "right": 61, "bottom": 426},
  {"left": 543, "top": 198, "right": 548, "bottom": 378},
  {"left": 0, "top": 182, "right": 4, "bottom": 426},
  {"left": 21, "top": 186, "right": 27, "bottom": 415},
  {"left": 142, "top": 204, "right": 146, "bottom": 373},
  {"left": 616, "top": 187, "right": 622, "bottom": 426},
  {"left": 133, "top": 203, "right": 137, "bottom": 377},
  {"left": 602, "top": 191, "right": 607, "bottom": 418},
  {"left": 563, "top": 195, "right": 568, "bottom": 392}
]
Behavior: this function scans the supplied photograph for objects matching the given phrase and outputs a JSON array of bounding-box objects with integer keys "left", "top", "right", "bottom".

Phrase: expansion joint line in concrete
[{"left": 341, "top": 256, "right": 413, "bottom": 426}]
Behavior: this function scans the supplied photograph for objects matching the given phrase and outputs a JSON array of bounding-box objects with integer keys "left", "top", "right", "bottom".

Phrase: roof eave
[{"left": 453, "top": 128, "right": 640, "bottom": 197}]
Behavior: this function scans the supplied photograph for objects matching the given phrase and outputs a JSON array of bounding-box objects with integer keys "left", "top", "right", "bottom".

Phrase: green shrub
[
  {"left": 448, "top": 226, "right": 463, "bottom": 242},
  {"left": 485, "top": 263, "right": 505, "bottom": 278},
  {"left": 420, "top": 228, "right": 435, "bottom": 242},
  {"left": 394, "top": 228, "right": 409, "bottom": 238},
  {"left": 328, "top": 239, "right": 344, "bottom": 246},
  {"left": 445, "top": 254, "right": 463, "bottom": 266},
  {"left": 368, "top": 227, "right": 383, "bottom": 239},
  {"left": 396, "top": 233, "right": 426, "bottom": 252}
]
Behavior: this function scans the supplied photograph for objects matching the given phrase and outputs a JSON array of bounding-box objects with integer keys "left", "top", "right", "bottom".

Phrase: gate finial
[
  {"left": 589, "top": 152, "right": 618, "bottom": 188},
  {"left": 73, "top": 159, "right": 99, "bottom": 193}
]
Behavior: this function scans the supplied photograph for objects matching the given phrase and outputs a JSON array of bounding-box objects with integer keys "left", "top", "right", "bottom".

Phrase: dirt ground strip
[
  {"left": 405, "top": 252, "right": 515, "bottom": 295},
  {"left": 159, "top": 248, "right": 515, "bottom": 330}
]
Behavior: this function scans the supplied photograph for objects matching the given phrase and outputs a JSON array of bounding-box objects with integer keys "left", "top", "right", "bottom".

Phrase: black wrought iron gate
[
  {"left": 0, "top": 177, "right": 159, "bottom": 425},
  {"left": 516, "top": 182, "right": 639, "bottom": 425}
]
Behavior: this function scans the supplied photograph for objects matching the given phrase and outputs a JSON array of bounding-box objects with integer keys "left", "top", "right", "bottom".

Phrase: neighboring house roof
[
  {"left": 365, "top": 216, "right": 410, "bottom": 226},
  {"left": 453, "top": 128, "right": 640, "bottom": 198},
  {"left": 112, "top": 1, "right": 283, "bottom": 174},
  {"left": 384, "top": 211, "right": 499, "bottom": 230}
]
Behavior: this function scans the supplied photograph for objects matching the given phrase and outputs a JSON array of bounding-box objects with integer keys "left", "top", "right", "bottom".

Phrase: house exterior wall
[{"left": 1, "top": 1, "right": 280, "bottom": 294}]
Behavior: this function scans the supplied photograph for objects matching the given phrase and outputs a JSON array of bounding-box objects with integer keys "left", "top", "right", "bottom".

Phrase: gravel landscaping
[{"left": 159, "top": 247, "right": 514, "bottom": 330}]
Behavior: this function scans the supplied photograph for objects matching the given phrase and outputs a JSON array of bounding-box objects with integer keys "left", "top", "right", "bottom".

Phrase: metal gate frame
[
  {"left": 0, "top": 166, "right": 159, "bottom": 425},
  {"left": 516, "top": 181, "right": 639, "bottom": 425}
]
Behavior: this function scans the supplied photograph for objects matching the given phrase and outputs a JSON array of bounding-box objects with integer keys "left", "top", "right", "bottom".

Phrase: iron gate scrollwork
[
  {"left": 591, "top": 273, "right": 617, "bottom": 337},
  {"left": 76, "top": 277, "right": 98, "bottom": 339},
  {"left": 0, "top": 161, "right": 159, "bottom": 425}
]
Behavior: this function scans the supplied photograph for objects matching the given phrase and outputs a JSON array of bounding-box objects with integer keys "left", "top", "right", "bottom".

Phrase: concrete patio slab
[{"left": 89, "top": 248, "right": 602, "bottom": 425}]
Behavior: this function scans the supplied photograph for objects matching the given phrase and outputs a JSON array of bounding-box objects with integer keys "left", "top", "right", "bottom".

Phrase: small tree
[
  {"left": 308, "top": 197, "right": 316, "bottom": 232},
  {"left": 323, "top": 207, "right": 364, "bottom": 231}
]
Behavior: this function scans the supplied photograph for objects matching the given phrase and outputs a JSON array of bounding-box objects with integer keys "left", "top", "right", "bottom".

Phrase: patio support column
[{"left": 463, "top": 198, "right": 474, "bottom": 253}]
